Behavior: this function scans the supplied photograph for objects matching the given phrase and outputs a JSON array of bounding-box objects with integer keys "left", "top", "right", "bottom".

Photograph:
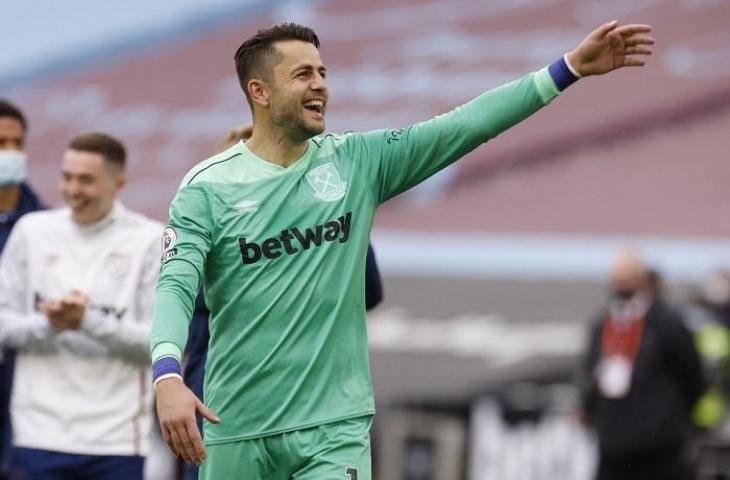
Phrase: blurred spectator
[
  {"left": 687, "top": 272, "right": 730, "bottom": 431},
  {"left": 0, "top": 132, "right": 161, "bottom": 480},
  {"left": 180, "top": 125, "right": 385, "bottom": 480},
  {"left": 681, "top": 271, "right": 730, "bottom": 480},
  {"left": 696, "top": 271, "right": 730, "bottom": 325},
  {"left": 577, "top": 252, "right": 705, "bottom": 480},
  {"left": 686, "top": 272, "right": 730, "bottom": 431},
  {"left": 0, "top": 100, "right": 44, "bottom": 480}
]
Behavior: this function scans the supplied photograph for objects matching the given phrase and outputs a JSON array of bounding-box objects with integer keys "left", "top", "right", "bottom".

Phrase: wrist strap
[
  {"left": 152, "top": 356, "right": 182, "bottom": 385},
  {"left": 548, "top": 55, "right": 580, "bottom": 91}
]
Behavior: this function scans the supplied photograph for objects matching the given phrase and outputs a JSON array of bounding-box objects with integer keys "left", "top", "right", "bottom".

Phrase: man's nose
[
  {"left": 66, "top": 180, "right": 83, "bottom": 196},
  {"left": 310, "top": 73, "right": 327, "bottom": 91}
]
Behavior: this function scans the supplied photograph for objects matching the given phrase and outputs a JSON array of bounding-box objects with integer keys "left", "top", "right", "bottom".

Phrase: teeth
[{"left": 304, "top": 100, "right": 323, "bottom": 110}]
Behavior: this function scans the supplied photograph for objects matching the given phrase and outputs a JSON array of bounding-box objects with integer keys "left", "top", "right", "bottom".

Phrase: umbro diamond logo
[{"left": 235, "top": 199, "right": 259, "bottom": 214}]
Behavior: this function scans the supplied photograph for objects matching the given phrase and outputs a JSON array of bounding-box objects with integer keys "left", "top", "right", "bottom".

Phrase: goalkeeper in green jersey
[{"left": 151, "top": 20, "right": 654, "bottom": 479}]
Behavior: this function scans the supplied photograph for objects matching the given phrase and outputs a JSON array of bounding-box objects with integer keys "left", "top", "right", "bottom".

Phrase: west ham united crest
[
  {"left": 107, "top": 252, "right": 131, "bottom": 280},
  {"left": 306, "top": 162, "right": 347, "bottom": 202}
]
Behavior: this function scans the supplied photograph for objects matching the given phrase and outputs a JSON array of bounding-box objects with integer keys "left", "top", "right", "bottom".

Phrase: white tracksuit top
[{"left": 0, "top": 203, "right": 162, "bottom": 456}]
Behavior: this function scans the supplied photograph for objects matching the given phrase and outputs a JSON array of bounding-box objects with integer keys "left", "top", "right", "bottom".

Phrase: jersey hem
[
  {"left": 13, "top": 439, "right": 148, "bottom": 457},
  {"left": 203, "top": 409, "right": 376, "bottom": 445}
]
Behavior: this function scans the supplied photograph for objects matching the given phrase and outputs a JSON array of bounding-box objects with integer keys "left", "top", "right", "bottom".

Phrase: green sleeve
[
  {"left": 150, "top": 184, "right": 216, "bottom": 363},
  {"left": 347, "top": 67, "right": 560, "bottom": 203}
]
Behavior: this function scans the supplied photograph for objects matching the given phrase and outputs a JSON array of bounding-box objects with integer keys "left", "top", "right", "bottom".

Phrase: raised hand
[
  {"left": 156, "top": 377, "right": 220, "bottom": 465},
  {"left": 218, "top": 124, "right": 254, "bottom": 152},
  {"left": 567, "top": 21, "right": 654, "bottom": 77}
]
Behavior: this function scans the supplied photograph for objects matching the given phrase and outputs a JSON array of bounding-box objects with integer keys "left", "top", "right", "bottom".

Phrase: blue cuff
[
  {"left": 152, "top": 356, "right": 182, "bottom": 383},
  {"left": 548, "top": 56, "right": 579, "bottom": 91}
]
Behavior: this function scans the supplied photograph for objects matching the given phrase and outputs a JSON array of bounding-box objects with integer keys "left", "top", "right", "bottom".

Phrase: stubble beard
[{"left": 272, "top": 98, "right": 324, "bottom": 144}]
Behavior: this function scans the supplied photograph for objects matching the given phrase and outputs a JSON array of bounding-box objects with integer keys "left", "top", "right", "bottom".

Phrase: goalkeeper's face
[{"left": 267, "top": 40, "right": 329, "bottom": 142}]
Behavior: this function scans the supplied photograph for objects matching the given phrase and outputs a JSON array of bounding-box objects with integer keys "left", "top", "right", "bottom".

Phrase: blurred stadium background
[{"left": 3, "top": 0, "right": 729, "bottom": 478}]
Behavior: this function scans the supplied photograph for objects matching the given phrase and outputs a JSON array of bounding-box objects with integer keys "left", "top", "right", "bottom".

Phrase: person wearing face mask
[
  {"left": 0, "top": 100, "right": 44, "bottom": 480},
  {"left": 577, "top": 252, "right": 705, "bottom": 480},
  {"left": 0, "top": 132, "right": 161, "bottom": 480}
]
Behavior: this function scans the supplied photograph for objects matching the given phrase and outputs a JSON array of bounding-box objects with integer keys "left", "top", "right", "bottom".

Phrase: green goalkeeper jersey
[{"left": 151, "top": 67, "right": 562, "bottom": 444}]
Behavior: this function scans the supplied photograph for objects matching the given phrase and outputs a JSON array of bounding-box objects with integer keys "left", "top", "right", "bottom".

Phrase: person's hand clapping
[{"left": 40, "top": 289, "right": 88, "bottom": 330}]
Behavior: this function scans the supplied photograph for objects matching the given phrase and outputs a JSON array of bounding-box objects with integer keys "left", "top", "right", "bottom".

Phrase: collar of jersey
[
  {"left": 237, "top": 139, "right": 314, "bottom": 175},
  {"left": 70, "top": 201, "right": 124, "bottom": 234}
]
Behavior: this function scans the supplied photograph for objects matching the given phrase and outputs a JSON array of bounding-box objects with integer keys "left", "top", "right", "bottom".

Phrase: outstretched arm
[{"left": 349, "top": 21, "right": 655, "bottom": 203}]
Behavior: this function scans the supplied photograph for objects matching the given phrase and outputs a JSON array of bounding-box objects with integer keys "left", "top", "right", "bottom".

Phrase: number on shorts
[{"left": 346, "top": 467, "right": 358, "bottom": 480}]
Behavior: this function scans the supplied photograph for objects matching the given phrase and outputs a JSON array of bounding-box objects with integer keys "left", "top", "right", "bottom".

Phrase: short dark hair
[
  {"left": 68, "top": 132, "right": 126, "bottom": 171},
  {"left": 234, "top": 23, "right": 320, "bottom": 108},
  {"left": 0, "top": 99, "right": 28, "bottom": 132}
]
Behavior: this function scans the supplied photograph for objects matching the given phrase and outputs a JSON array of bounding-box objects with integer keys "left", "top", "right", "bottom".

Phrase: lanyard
[{"left": 601, "top": 312, "right": 645, "bottom": 363}]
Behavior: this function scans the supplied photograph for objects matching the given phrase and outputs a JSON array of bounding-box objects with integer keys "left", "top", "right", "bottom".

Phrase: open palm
[{"left": 567, "top": 21, "right": 654, "bottom": 76}]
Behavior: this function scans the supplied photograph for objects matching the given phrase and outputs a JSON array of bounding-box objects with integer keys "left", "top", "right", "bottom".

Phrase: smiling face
[
  {"left": 60, "top": 149, "right": 125, "bottom": 224},
  {"left": 260, "top": 40, "right": 329, "bottom": 142}
]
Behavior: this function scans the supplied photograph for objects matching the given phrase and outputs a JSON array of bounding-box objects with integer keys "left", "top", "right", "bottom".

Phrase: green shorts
[{"left": 199, "top": 415, "right": 372, "bottom": 480}]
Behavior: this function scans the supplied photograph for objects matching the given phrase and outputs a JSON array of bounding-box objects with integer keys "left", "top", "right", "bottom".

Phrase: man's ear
[
  {"left": 115, "top": 173, "right": 127, "bottom": 192},
  {"left": 248, "top": 79, "right": 270, "bottom": 108}
]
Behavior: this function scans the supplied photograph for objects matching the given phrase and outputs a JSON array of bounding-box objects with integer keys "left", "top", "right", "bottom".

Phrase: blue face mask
[{"left": 0, "top": 150, "right": 27, "bottom": 187}]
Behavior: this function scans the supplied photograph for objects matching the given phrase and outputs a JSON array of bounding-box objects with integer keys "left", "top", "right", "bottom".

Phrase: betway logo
[{"left": 239, "top": 212, "right": 352, "bottom": 264}]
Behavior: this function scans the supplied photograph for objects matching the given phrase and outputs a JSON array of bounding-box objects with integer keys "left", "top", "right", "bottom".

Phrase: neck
[
  {"left": 0, "top": 185, "right": 21, "bottom": 212},
  {"left": 246, "top": 123, "right": 309, "bottom": 169},
  {"left": 73, "top": 203, "right": 116, "bottom": 227}
]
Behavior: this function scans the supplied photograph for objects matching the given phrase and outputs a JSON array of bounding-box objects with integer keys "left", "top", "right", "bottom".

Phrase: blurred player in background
[
  {"left": 151, "top": 21, "right": 655, "bottom": 479},
  {"left": 0, "top": 133, "right": 161, "bottom": 480},
  {"left": 0, "top": 100, "right": 44, "bottom": 480}
]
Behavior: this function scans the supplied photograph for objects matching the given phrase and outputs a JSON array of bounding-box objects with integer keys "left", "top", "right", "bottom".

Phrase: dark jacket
[
  {"left": 0, "top": 183, "right": 44, "bottom": 250},
  {"left": 364, "top": 244, "right": 384, "bottom": 311},
  {"left": 578, "top": 300, "right": 705, "bottom": 457}
]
